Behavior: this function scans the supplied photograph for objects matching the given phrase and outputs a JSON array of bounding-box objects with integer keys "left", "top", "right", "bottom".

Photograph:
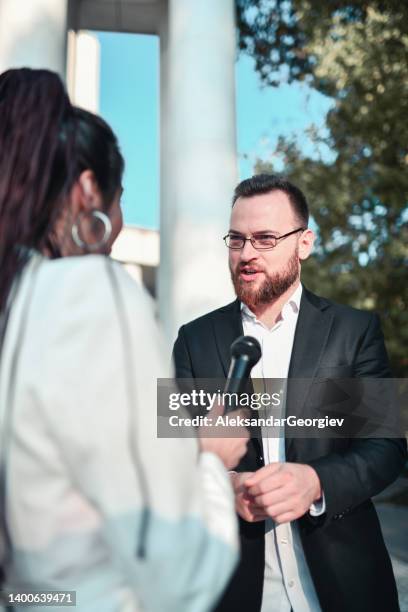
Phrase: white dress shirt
[{"left": 241, "top": 283, "right": 323, "bottom": 612}]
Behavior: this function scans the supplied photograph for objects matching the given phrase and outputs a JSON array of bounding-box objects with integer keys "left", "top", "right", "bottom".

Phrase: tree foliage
[{"left": 237, "top": 1, "right": 408, "bottom": 374}]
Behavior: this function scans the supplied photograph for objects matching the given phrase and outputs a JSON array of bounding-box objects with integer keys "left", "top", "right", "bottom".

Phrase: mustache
[{"left": 236, "top": 264, "right": 264, "bottom": 273}]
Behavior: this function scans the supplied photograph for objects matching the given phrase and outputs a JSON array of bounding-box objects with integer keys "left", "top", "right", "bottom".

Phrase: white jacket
[{"left": 0, "top": 253, "right": 238, "bottom": 612}]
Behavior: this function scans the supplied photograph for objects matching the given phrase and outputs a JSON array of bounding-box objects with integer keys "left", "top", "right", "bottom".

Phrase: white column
[
  {"left": 159, "top": 0, "right": 237, "bottom": 348},
  {"left": 67, "top": 31, "right": 100, "bottom": 113},
  {"left": 0, "top": 0, "right": 68, "bottom": 77}
]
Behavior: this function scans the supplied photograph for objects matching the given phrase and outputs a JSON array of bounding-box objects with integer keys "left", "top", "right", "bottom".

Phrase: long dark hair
[{"left": 0, "top": 68, "right": 124, "bottom": 311}]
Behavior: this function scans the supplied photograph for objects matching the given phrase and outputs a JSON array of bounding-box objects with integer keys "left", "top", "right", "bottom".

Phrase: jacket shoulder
[
  {"left": 179, "top": 300, "right": 238, "bottom": 336},
  {"left": 304, "top": 287, "right": 378, "bottom": 326}
]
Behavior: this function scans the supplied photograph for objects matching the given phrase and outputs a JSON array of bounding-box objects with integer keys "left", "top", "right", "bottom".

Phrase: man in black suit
[{"left": 173, "top": 174, "right": 407, "bottom": 612}]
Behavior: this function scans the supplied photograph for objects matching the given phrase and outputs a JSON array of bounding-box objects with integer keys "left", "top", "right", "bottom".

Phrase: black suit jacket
[{"left": 173, "top": 286, "right": 407, "bottom": 612}]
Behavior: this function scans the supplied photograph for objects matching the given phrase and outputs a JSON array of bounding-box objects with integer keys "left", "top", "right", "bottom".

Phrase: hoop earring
[{"left": 71, "top": 210, "right": 112, "bottom": 252}]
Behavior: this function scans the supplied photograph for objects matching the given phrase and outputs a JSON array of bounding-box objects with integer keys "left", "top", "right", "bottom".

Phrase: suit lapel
[
  {"left": 288, "top": 287, "right": 333, "bottom": 379},
  {"left": 286, "top": 287, "right": 334, "bottom": 458},
  {"left": 211, "top": 299, "right": 244, "bottom": 376}
]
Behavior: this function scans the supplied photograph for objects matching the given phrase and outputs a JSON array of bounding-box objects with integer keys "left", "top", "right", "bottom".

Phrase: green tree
[{"left": 237, "top": 1, "right": 408, "bottom": 374}]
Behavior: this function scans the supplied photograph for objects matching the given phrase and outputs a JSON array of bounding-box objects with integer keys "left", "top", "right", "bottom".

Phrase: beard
[{"left": 230, "top": 248, "right": 299, "bottom": 310}]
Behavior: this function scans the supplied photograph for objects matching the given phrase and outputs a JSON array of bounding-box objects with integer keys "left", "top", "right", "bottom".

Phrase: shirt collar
[{"left": 241, "top": 283, "right": 303, "bottom": 323}]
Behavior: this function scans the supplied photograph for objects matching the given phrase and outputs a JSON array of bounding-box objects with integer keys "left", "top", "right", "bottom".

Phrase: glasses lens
[
  {"left": 252, "top": 235, "right": 277, "bottom": 249},
  {"left": 226, "top": 235, "right": 244, "bottom": 249}
]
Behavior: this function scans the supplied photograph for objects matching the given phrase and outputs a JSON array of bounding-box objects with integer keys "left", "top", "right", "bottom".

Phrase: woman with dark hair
[{"left": 0, "top": 68, "right": 246, "bottom": 612}]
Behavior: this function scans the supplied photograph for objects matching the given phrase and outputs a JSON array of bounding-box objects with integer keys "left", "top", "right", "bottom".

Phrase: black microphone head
[{"left": 230, "top": 335, "right": 261, "bottom": 368}]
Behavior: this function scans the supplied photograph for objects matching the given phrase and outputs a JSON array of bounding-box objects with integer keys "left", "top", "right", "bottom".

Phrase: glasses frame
[{"left": 223, "top": 227, "right": 306, "bottom": 250}]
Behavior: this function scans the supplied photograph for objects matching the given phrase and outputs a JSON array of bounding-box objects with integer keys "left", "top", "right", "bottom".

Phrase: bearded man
[{"left": 173, "top": 174, "right": 406, "bottom": 612}]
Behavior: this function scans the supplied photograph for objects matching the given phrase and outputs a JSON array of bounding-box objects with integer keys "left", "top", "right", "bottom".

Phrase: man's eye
[{"left": 256, "top": 235, "right": 276, "bottom": 243}]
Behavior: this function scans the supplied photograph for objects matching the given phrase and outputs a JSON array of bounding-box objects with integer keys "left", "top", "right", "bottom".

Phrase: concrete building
[
  {"left": 111, "top": 226, "right": 159, "bottom": 298},
  {"left": 0, "top": 0, "right": 237, "bottom": 347}
]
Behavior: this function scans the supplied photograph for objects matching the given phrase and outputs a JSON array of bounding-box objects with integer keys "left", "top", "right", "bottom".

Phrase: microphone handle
[{"left": 224, "top": 355, "right": 250, "bottom": 412}]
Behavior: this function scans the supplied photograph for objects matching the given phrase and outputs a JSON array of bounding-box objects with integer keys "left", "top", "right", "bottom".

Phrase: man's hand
[
  {"left": 230, "top": 472, "right": 269, "bottom": 523},
  {"left": 244, "top": 462, "right": 322, "bottom": 524}
]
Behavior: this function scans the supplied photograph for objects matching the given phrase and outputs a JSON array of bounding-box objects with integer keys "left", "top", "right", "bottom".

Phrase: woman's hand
[{"left": 198, "top": 403, "right": 249, "bottom": 470}]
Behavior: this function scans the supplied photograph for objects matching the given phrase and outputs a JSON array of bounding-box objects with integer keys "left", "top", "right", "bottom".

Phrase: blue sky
[{"left": 95, "top": 32, "right": 333, "bottom": 229}]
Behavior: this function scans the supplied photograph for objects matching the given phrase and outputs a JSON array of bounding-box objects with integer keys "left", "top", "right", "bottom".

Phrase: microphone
[{"left": 224, "top": 335, "right": 261, "bottom": 412}]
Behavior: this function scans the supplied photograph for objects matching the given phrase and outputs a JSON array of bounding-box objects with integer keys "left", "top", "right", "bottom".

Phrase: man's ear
[{"left": 298, "top": 228, "right": 315, "bottom": 261}]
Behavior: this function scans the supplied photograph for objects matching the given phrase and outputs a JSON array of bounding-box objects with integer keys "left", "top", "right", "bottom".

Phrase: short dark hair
[{"left": 232, "top": 174, "right": 309, "bottom": 227}]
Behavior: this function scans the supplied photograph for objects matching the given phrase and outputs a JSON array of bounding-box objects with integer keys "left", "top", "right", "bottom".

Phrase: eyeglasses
[{"left": 223, "top": 227, "right": 306, "bottom": 250}]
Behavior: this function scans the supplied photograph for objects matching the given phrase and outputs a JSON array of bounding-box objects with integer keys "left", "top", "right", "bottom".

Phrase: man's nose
[{"left": 240, "top": 238, "right": 258, "bottom": 260}]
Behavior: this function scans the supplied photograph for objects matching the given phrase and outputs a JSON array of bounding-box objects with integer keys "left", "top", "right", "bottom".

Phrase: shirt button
[
  {"left": 280, "top": 538, "right": 288, "bottom": 544},
  {"left": 288, "top": 580, "right": 295, "bottom": 588}
]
